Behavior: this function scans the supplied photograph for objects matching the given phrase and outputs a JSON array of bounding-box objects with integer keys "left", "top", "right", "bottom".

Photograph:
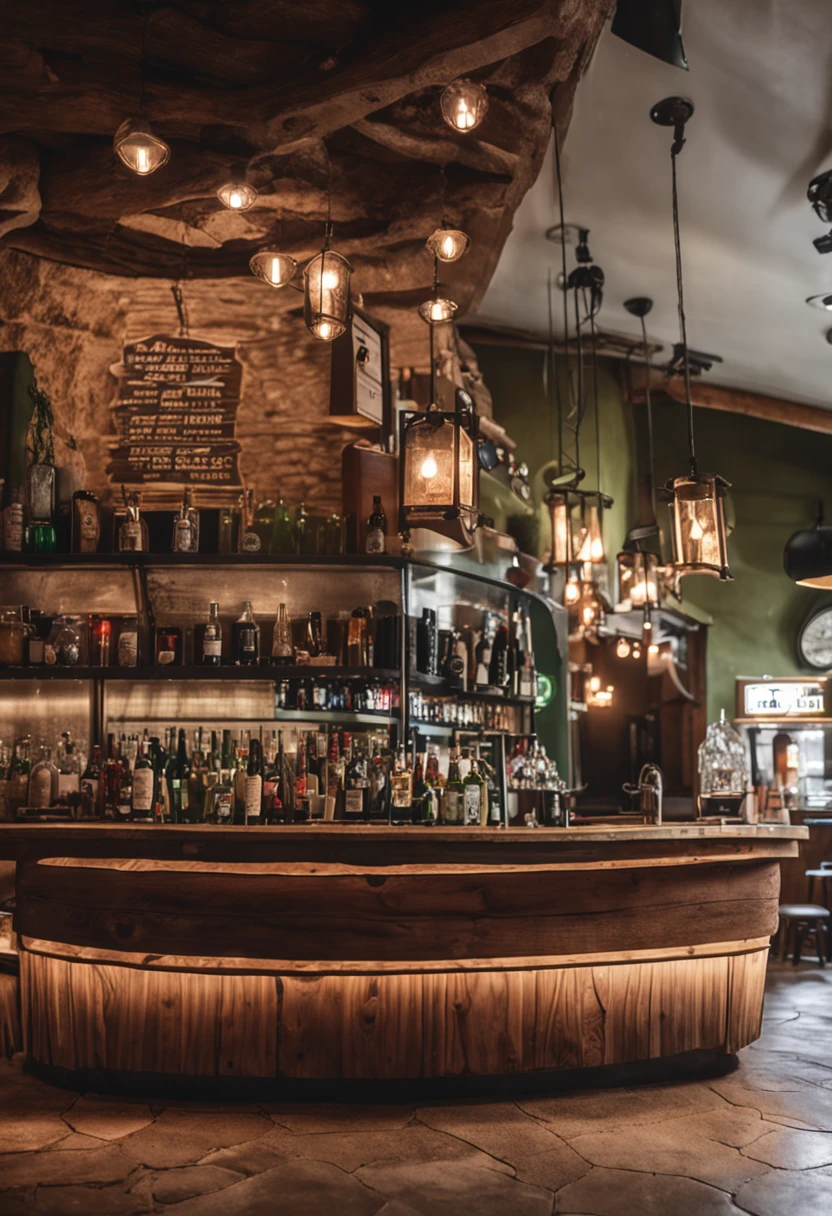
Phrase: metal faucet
[{"left": 623, "top": 764, "right": 664, "bottom": 824}]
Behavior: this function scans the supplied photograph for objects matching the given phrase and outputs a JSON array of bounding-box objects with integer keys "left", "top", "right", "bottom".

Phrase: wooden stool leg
[
  {"left": 780, "top": 918, "right": 790, "bottom": 962},
  {"left": 816, "top": 920, "right": 826, "bottom": 967},
  {"left": 808, "top": 875, "right": 815, "bottom": 903},
  {"left": 794, "top": 924, "right": 803, "bottom": 965}
]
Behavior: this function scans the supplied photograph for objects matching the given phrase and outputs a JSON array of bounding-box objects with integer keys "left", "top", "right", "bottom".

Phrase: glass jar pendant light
[
  {"left": 574, "top": 494, "right": 606, "bottom": 564},
  {"left": 544, "top": 490, "right": 572, "bottom": 569},
  {"left": 113, "top": 118, "right": 170, "bottom": 175},
  {"left": 399, "top": 401, "right": 478, "bottom": 547},
  {"left": 440, "top": 79, "right": 488, "bottom": 132},
  {"left": 217, "top": 174, "right": 258, "bottom": 211},
  {"left": 249, "top": 249, "right": 298, "bottom": 288},
  {"left": 616, "top": 549, "right": 660, "bottom": 609},
  {"left": 304, "top": 222, "right": 353, "bottom": 342},
  {"left": 652, "top": 96, "right": 732, "bottom": 581},
  {"left": 426, "top": 227, "right": 470, "bottom": 263}
]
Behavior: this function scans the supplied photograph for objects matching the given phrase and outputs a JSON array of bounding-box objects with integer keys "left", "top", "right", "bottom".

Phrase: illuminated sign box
[{"left": 738, "top": 679, "right": 827, "bottom": 719}]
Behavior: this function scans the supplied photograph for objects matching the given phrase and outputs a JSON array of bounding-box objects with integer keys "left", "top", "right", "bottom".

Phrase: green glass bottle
[{"left": 271, "top": 496, "right": 295, "bottom": 554}]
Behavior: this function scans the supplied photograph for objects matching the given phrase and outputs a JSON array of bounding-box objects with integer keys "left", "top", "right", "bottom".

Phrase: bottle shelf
[
  {"left": 410, "top": 673, "right": 535, "bottom": 706},
  {"left": 0, "top": 552, "right": 408, "bottom": 570},
  {"left": 0, "top": 665, "right": 401, "bottom": 683}
]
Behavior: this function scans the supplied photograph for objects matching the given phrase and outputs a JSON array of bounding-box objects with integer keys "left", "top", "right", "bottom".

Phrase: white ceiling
[{"left": 477, "top": 0, "right": 832, "bottom": 409}]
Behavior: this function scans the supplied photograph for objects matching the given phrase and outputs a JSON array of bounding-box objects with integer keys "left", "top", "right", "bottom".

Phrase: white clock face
[{"left": 800, "top": 608, "right": 832, "bottom": 670}]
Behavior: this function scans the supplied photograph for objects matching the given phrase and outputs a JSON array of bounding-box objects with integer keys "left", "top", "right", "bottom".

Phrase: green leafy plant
[{"left": 26, "top": 377, "right": 55, "bottom": 466}]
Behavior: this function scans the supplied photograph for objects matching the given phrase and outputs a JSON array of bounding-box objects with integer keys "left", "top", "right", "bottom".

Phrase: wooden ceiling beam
[{"left": 626, "top": 365, "right": 832, "bottom": 437}]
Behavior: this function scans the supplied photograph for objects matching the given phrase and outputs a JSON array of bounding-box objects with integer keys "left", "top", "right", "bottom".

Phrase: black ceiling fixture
[
  {"left": 808, "top": 170, "right": 832, "bottom": 253},
  {"left": 612, "top": 0, "right": 688, "bottom": 70},
  {"left": 784, "top": 502, "right": 832, "bottom": 587}
]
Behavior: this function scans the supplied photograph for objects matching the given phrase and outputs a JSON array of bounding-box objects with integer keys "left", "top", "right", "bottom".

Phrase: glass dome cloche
[{"left": 698, "top": 709, "right": 749, "bottom": 816}]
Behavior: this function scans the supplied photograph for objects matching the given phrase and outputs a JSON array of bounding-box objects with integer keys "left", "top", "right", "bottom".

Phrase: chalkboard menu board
[{"left": 107, "top": 334, "right": 242, "bottom": 489}]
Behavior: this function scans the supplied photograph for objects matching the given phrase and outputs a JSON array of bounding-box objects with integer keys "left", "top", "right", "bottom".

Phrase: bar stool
[
  {"left": 806, "top": 862, "right": 832, "bottom": 908},
  {"left": 777, "top": 905, "right": 830, "bottom": 966}
]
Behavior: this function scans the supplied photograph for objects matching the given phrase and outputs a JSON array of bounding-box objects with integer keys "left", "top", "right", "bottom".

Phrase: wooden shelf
[
  {"left": 0, "top": 552, "right": 407, "bottom": 569},
  {"left": 0, "top": 665, "right": 400, "bottom": 683},
  {"left": 410, "top": 673, "right": 535, "bottom": 706}
]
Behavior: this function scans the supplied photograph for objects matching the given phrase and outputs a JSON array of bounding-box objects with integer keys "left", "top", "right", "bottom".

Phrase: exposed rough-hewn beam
[{"left": 627, "top": 365, "right": 832, "bottom": 436}]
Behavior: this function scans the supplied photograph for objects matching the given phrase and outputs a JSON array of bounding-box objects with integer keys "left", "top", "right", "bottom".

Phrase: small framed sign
[{"left": 736, "top": 676, "right": 828, "bottom": 720}]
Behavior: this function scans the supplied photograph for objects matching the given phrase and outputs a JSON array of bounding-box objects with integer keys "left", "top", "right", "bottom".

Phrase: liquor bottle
[
  {"left": 149, "top": 735, "right": 170, "bottom": 821},
  {"left": 213, "top": 730, "right": 234, "bottom": 825},
  {"left": 202, "top": 601, "right": 222, "bottom": 666},
  {"left": 187, "top": 729, "right": 206, "bottom": 822},
  {"left": 172, "top": 487, "right": 199, "bottom": 552},
  {"left": 251, "top": 498, "right": 276, "bottom": 553},
  {"left": 390, "top": 746, "right": 412, "bottom": 820},
  {"left": 271, "top": 497, "right": 295, "bottom": 555},
  {"left": 475, "top": 619, "right": 493, "bottom": 689},
  {"left": 520, "top": 609, "right": 536, "bottom": 699},
  {"left": 239, "top": 489, "right": 260, "bottom": 553},
  {"left": 232, "top": 602, "right": 260, "bottom": 666},
  {"left": 131, "top": 741, "right": 156, "bottom": 821},
  {"left": 244, "top": 738, "right": 264, "bottom": 825},
  {"left": 118, "top": 489, "right": 144, "bottom": 552},
  {"left": 344, "top": 735, "right": 369, "bottom": 821},
  {"left": 218, "top": 501, "right": 239, "bottom": 554},
  {"left": 368, "top": 739, "right": 390, "bottom": 821},
  {"left": 444, "top": 748, "right": 465, "bottom": 824},
  {"left": 325, "top": 728, "right": 344, "bottom": 820},
  {"left": 271, "top": 603, "right": 293, "bottom": 664},
  {"left": 306, "top": 611, "right": 324, "bottom": 659},
  {"left": 165, "top": 728, "right": 192, "bottom": 822},
  {"left": 425, "top": 745, "right": 443, "bottom": 822},
  {"left": 296, "top": 502, "right": 316, "bottom": 556},
  {"left": 275, "top": 729, "right": 291, "bottom": 822},
  {"left": 71, "top": 490, "right": 101, "bottom": 554},
  {"left": 488, "top": 621, "right": 509, "bottom": 689},
  {"left": 116, "top": 743, "right": 133, "bottom": 821},
  {"left": 416, "top": 608, "right": 438, "bottom": 676},
  {"left": 410, "top": 752, "right": 427, "bottom": 824},
  {"left": 118, "top": 617, "right": 139, "bottom": 668},
  {"left": 3, "top": 488, "right": 24, "bottom": 552},
  {"left": 29, "top": 742, "right": 57, "bottom": 809},
  {"left": 347, "top": 607, "right": 371, "bottom": 666},
  {"left": 480, "top": 754, "right": 504, "bottom": 826},
  {"left": 56, "top": 732, "right": 81, "bottom": 800},
  {"left": 232, "top": 734, "right": 248, "bottom": 823},
  {"left": 463, "top": 756, "right": 488, "bottom": 826},
  {"left": 79, "top": 744, "right": 101, "bottom": 818},
  {"left": 366, "top": 495, "right": 386, "bottom": 555}
]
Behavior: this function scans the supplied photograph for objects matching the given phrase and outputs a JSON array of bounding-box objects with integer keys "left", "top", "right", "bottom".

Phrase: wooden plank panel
[
  {"left": 724, "top": 949, "right": 768, "bottom": 1054},
  {"left": 16, "top": 859, "right": 782, "bottom": 964}
]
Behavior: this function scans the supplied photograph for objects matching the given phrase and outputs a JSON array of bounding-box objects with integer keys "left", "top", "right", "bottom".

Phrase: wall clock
[{"left": 798, "top": 605, "right": 832, "bottom": 670}]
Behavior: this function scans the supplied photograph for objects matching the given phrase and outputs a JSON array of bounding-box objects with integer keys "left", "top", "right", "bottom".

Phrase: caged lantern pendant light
[
  {"left": 304, "top": 144, "right": 353, "bottom": 342},
  {"left": 217, "top": 166, "right": 258, "bottom": 212},
  {"left": 249, "top": 248, "right": 298, "bottom": 289},
  {"left": 426, "top": 227, "right": 470, "bottom": 263},
  {"left": 651, "top": 96, "right": 732, "bottom": 581},
  {"left": 440, "top": 79, "right": 488, "bottom": 133},
  {"left": 113, "top": 7, "right": 170, "bottom": 176}
]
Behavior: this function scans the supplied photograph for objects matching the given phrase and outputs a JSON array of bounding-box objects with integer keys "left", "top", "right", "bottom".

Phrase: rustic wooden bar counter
[{"left": 0, "top": 823, "right": 805, "bottom": 1089}]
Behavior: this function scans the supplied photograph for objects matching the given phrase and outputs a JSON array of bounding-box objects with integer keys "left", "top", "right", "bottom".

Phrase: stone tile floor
[{"left": 1, "top": 961, "right": 831, "bottom": 1214}]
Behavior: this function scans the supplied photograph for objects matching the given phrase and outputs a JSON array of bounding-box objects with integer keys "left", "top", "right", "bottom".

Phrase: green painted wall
[{"left": 475, "top": 342, "right": 832, "bottom": 726}]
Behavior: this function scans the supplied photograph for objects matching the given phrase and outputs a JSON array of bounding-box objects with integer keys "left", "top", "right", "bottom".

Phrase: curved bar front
[{"left": 1, "top": 823, "right": 804, "bottom": 1089}]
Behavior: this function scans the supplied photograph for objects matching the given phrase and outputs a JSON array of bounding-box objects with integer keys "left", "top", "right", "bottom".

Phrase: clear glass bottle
[
  {"left": 172, "top": 487, "right": 199, "bottom": 552},
  {"left": 56, "top": 732, "right": 81, "bottom": 801},
  {"left": 119, "top": 491, "right": 144, "bottom": 552},
  {"left": 55, "top": 616, "right": 83, "bottom": 666},
  {"left": 0, "top": 607, "right": 25, "bottom": 666},
  {"left": 29, "top": 742, "right": 58, "bottom": 809},
  {"left": 202, "top": 601, "right": 222, "bottom": 666},
  {"left": 271, "top": 603, "right": 293, "bottom": 665}
]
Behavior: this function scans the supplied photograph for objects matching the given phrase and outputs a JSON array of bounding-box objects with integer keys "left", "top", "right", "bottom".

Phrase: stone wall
[{"left": 0, "top": 248, "right": 358, "bottom": 514}]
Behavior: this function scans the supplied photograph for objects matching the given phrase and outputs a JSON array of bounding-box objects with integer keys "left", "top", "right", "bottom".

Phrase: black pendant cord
[
  {"left": 589, "top": 299, "right": 601, "bottom": 498},
  {"left": 671, "top": 144, "right": 696, "bottom": 476},
  {"left": 640, "top": 312, "right": 658, "bottom": 528},
  {"left": 429, "top": 254, "right": 438, "bottom": 404},
  {"left": 138, "top": 1, "right": 153, "bottom": 114},
  {"left": 573, "top": 286, "right": 583, "bottom": 475},
  {"left": 553, "top": 116, "right": 578, "bottom": 472}
]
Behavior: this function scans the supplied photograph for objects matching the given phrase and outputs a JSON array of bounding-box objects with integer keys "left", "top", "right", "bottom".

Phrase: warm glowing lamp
[
  {"left": 400, "top": 402, "right": 478, "bottom": 546},
  {"left": 564, "top": 570, "right": 581, "bottom": 605},
  {"left": 249, "top": 249, "right": 298, "bottom": 288},
  {"left": 440, "top": 79, "right": 489, "bottom": 133},
  {"left": 616, "top": 637, "right": 631, "bottom": 659},
  {"left": 217, "top": 179, "right": 258, "bottom": 211},
  {"left": 304, "top": 248, "right": 353, "bottom": 342},
  {"left": 544, "top": 491, "right": 572, "bottom": 569},
  {"left": 574, "top": 497, "right": 605, "bottom": 564},
  {"left": 667, "top": 472, "right": 731, "bottom": 578},
  {"left": 617, "top": 549, "right": 660, "bottom": 608},
  {"left": 426, "top": 228, "right": 470, "bottom": 263},
  {"left": 419, "top": 297, "right": 458, "bottom": 325},
  {"left": 113, "top": 119, "right": 170, "bottom": 175}
]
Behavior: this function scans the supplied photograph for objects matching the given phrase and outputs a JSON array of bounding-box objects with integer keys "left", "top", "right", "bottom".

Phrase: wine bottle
[
  {"left": 366, "top": 495, "right": 386, "bottom": 554},
  {"left": 244, "top": 738, "right": 263, "bottom": 825},
  {"left": 202, "top": 601, "right": 222, "bottom": 666},
  {"left": 165, "top": 728, "right": 192, "bottom": 822},
  {"left": 463, "top": 756, "right": 488, "bottom": 826},
  {"left": 271, "top": 603, "right": 293, "bottom": 665},
  {"left": 232, "top": 602, "right": 260, "bottom": 666},
  {"left": 344, "top": 735, "right": 369, "bottom": 822},
  {"left": 79, "top": 743, "right": 101, "bottom": 818},
  {"left": 444, "top": 748, "right": 464, "bottom": 824},
  {"left": 131, "top": 740, "right": 156, "bottom": 821},
  {"left": 488, "top": 621, "right": 509, "bottom": 688}
]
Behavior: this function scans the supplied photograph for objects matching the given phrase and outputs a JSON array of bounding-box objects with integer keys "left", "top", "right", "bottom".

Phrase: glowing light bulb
[
  {"left": 632, "top": 645, "right": 642, "bottom": 660},
  {"left": 582, "top": 605, "right": 594, "bottom": 625},
  {"left": 564, "top": 578, "right": 581, "bottom": 605},
  {"left": 321, "top": 270, "right": 339, "bottom": 290},
  {"left": 442, "top": 235, "right": 456, "bottom": 258},
  {"left": 268, "top": 258, "right": 283, "bottom": 284},
  {"left": 616, "top": 638, "right": 631, "bottom": 659},
  {"left": 590, "top": 535, "right": 604, "bottom": 561},
  {"left": 431, "top": 302, "right": 445, "bottom": 321},
  {"left": 690, "top": 516, "right": 704, "bottom": 541},
  {"left": 229, "top": 190, "right": 243, "bottom": 209},
  {"left": 421, "top": 455, "right": 438, "bottom": 480},
  {"left": 643, "top": 617, "right": 652, "bottom": 631},
  {"left": 137, "top": 147, "right": 150, "bottom": 174},
  {"left": 217, "top": 180, "right": 257, "bottom": 211},
  {"left": 318, "top": 320, "right": 332, "bottom": 340},
  {"left": 589, "top": 676, "right": 601, "bottom": 693},
  {"left": 440, "top": 79, "right": 488, "bottom": 134},
  {"left": 648, "top": 644, "right": 660, "bottom": 655}
]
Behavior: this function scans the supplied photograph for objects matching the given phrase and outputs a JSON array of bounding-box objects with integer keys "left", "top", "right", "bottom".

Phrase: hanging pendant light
[
  {"left": 440, "top": 79, "right": 488, "bottom": 132},
  {"left": 217, "top": 168, "right": 258, "bottom": 212},
  {"left": 574, "top": 495, "right": 606, "bottom": 564},
  {"left": 419, "top": 253, "right": 457, "bottom": 325},
  {"left": 399, "top": 401, "right": 478, "bottom": 547},
  {"left": 113, "top": 118, "right": 170, "bottom": 175},
  {"left": 652, "top": 96, "right": 732, "bottom": 582},
  {"left": 784, "top": 502, "right": 832, "bottom": 586},
  {"left": 544, "top": 490, "right": 573, "bottom": 568},
  {"left": 304, "top": 222, "right": 352, "bottom": 342},
  {"left": 426, "top": 227, "right": 470, "bottom": 263},
  {"left": 249, "top": 248, "right": 298, "bottom": 288},
  {"left": 564, "top": 567, "right": 581, "bottom": 606},
  {"left": 616, "top": 549, "right": 660, "bottom": 610}
]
